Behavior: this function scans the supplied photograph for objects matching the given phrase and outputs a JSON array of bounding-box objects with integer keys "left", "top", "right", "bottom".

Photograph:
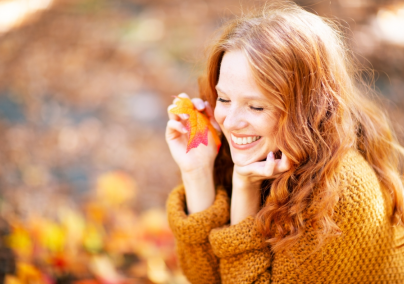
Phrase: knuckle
[
  {"left": 265, "top": 169, "right": 274, "bottom": 177},
  {"left": 280, "top": 161, "right": 291, "bottom": 172},
  {"left": 276, "top": 166, "right": 284, "bottom": 174}
]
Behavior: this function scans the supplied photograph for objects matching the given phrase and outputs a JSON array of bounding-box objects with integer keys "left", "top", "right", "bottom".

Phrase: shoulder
[
  {"left": 333, "top": 149, "right": 388, "bottom": 227},
  {"left": 337, "top": 149, "right": 381, "bottom": 200},
  {"left": 337, "top": 149, "right": 379, "bottom": 188}
]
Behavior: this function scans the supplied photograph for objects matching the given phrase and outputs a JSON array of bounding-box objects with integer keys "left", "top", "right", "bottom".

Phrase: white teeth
[{"left": 231, "top": 134, "right": 261, "bottom": 145}]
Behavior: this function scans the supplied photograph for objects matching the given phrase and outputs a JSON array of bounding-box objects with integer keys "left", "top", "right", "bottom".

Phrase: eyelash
[
  {"left": 216, "top": 97, "right": 264, "bottom": 111},
  {"left": 217, "top": 98, "right": 230, "bottom": 103}
]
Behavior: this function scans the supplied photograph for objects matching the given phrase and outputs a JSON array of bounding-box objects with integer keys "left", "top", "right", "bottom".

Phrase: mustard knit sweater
[{"left": 166, "top": 149, "right": 404, "bottom": 283}]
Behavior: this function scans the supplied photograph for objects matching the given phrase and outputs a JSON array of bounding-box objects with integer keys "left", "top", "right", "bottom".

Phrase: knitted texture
[
  {"left": 210, "top": 217, "right": 272, "bottom": 283},
  {"left": 166, "top": 185, "right": 230, "bottom": 283},
  {"left": 167, "top": 149, "right": 404, "bottom": 283}
]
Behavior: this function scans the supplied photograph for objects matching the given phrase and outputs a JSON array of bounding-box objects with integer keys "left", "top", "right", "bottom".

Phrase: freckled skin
[{"left": 214, "top": 51, "right": 279, "bottom": 167}]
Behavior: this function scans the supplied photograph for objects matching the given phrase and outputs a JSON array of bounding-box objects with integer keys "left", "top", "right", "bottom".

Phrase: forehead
[{"left": 216, "top": 51, "right": 265, "bottom": 100}]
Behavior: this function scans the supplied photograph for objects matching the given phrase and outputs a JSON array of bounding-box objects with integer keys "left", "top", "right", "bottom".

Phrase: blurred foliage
[
  {"left": 2, "top": 171, "right": 184, "bottom": 283},
  {"left": 0, "top": 0, "right": 403, "bottom": 283}
]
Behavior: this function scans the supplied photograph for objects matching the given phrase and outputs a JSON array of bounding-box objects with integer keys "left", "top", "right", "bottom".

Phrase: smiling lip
[
  {"left": 231, "top": 133, "right": 259, "bottom": 138},
  {"left": 230, "top": 134, "right": 262, "bottom": 150}
]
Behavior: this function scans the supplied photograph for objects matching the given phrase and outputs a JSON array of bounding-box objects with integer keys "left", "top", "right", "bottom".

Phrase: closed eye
[
  {"left": 217, "top": 97, "right": 264, "bottom": 111},
  {"left": 217, "top": 97, "right": 230, "bottom": 103},
  {"left": 250, "top": 106, "right": 264, "bottom": 111}
]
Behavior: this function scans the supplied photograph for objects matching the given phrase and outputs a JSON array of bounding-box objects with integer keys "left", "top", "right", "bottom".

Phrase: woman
[{"left": 165, "top": 2, "right": 404, "bottom": 283}]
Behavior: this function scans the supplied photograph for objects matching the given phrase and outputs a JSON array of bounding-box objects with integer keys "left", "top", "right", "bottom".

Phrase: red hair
[{"left": 199, "top": 1, "right": 404, "bottom": 253}]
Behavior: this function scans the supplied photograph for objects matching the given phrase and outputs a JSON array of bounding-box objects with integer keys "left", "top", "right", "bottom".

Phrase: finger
[
  {"left": 178, "top": 93, "right": 189, "bottom": 98},
  {"left": 166, "top": 119, "right": 188, "bottom": 140},
  {"left": 192, "top": 98, "right": 206, "bottom": 111},
  {"left": 205, "top": 101, "right": 221, "bottom": 132},
  {"left": 236, "top": 160, "right": 265, "bottom": 176},
  {"left": 167, "top": 104, "right": 182, "bottom": 121},
  {"left": 274, "top": 152, "right": 292, "bottom": 174},
  {"left": 263, "top": 151, "right": 276, "bottom": 177}
]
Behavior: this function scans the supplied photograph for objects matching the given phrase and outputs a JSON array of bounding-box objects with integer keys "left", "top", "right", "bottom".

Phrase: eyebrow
[{"left": 215, "top": 85, "right": 269, "bottom": 103}]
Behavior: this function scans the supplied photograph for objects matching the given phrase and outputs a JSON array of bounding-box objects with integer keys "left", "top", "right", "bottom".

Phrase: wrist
[
  {"left": 231, "top": 172, "right": 261, "bottom": 226},
  {"left": 181, "top": 167, "right": 214, "bottom": 181},
  {"left": 232, "top": 171, "right": 261, "bottom": 192},
  {"left": 181, "top": 168, "right": 216, "bottom": 214}
]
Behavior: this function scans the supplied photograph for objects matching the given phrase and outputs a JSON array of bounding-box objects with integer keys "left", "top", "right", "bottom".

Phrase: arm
[
  {"left": 172, "top": 174, "right": 272, "bottom": 284},
  {"left": 231, "top": 151, "right": 291, "bottom": 225},
  {"left": 166, "top": 93, "right": 221, "bottom": 215},
  {"left": 231, "top": 173, "right": 261, "bottom": 225},
  {"left": 206, "top": 152, "right": 291, "bottom": 283},
  {"left": 166, "top": 184, "right": 230, "bottom": 284},
  {"left": 166, "top": 94, "right": 227, "bottom": 283},
  {"left": 181, "top": 169, "right": 216, "bottom": 214}
]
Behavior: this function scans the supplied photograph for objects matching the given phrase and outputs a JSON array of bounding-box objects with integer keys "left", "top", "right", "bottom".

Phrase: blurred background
[{"left": 0, "top": 0, "right": 403, "bottom": 283}]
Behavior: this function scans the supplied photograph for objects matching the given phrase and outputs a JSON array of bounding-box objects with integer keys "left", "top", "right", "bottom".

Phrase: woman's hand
[
  {"left": 166, "top": 93, "right": 221, "bottom": 174},
  {"left": 231, "top": 151, "right": 291, "bottom": 225},
  {"left": 233, "top": 151, "right": 291, "bottom": 187},
  {"left": 166, "top": 93, "right": 222, "bottom": 214}
]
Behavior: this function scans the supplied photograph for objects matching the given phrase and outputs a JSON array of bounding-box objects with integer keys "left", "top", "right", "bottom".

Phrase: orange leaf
[{"left": 169, "top": 97, "right": 221, "bottom": 153}]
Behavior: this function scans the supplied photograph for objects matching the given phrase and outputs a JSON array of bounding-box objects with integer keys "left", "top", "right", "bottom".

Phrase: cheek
[
  {"left": 254, "top": 115, "right": 278, "bottom": 137},
  {"left": 214, "top": 106, "right": 226, "bottom": 126},
  {"left": 263, "top": 118, "right": 279, "bottom": 139}
]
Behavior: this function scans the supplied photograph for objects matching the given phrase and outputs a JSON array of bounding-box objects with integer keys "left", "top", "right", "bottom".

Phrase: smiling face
[{"left": 214, "top": 51, "right": 279, "bottom": 167}]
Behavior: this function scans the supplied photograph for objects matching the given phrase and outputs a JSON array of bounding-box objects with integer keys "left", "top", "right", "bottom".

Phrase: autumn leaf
[
  {"left": 96, "top": 171, "right": 136, "bottom": 206},
  {"left": 5, "top": 226, "right": 33, "bottom": 257},
  {"left": 169, "top": 97, "right": 221, "bottom": 153}
]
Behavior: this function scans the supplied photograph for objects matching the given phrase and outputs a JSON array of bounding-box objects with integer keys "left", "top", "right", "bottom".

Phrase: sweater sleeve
[
  {"left": 166, "top": 184, "right": 230, "bottom": 284},
  {"left": 209, "top": 217, "right": 272, "bottom": 284}
]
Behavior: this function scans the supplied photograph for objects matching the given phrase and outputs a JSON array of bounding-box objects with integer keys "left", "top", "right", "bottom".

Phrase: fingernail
[
  {"left": 268, "top": 152, "right": 274, "bottom": 160},
  {"left": 182, "top": 127, "right": 188, "bottom": 133},
  {"left": 196, "top": 102, "right": 205, "bottom": 110}
]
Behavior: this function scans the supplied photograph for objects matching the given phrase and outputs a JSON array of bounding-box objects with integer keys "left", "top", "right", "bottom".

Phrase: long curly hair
[{"left": 199, "top": 1, "right": 404, "bottom": 253}]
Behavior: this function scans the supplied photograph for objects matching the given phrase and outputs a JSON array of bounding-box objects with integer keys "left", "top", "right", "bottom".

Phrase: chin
[{"left": 230, "top": 153, "right": 266, "bottom": 167}]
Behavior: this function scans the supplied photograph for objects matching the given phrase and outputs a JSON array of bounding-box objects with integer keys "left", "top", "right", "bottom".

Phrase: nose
[{"left": 222, "top": 106, "right": 248, "bottom": 131}]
